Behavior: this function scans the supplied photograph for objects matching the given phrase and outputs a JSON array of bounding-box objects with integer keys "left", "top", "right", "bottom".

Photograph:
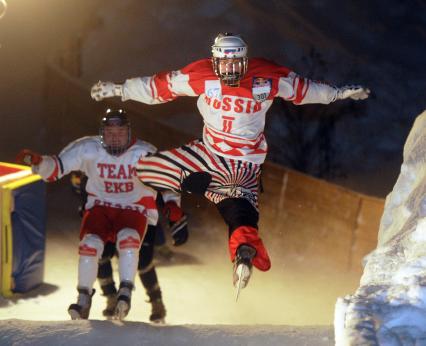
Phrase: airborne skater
[
  {"left": 91, "top": 33, "right": 370, "bottom": 293},
  {"left": 16, "top": 109, "right": 186, "bottom": 320}
]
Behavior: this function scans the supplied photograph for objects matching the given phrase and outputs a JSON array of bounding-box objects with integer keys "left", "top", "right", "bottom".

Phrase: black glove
[{"left": 170, "top": 215, "right": 189, "bottom": 246}]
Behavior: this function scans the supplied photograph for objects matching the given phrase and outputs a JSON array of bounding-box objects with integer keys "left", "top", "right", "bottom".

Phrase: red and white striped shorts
[{"left": 136, "top": 139, "right": 261, "bottom": 208}]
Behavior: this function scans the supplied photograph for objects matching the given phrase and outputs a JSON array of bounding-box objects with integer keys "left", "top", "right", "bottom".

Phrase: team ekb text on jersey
[
  {"left": 121, "top": 58, "right": 339, "bottom": 164},
  {"left": 33, "top": 136, "right": 159, "bottom": 225}
]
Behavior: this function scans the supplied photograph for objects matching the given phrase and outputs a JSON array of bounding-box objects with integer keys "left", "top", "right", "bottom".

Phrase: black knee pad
[
  {"left": 216, "top": 198, "right": 259, "bottom": 234},
  {"left": 181, "top": 172, "right": 212, "bottom": 194}
]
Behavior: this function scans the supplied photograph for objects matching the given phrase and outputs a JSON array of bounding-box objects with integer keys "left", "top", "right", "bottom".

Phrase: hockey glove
[
  {"left": 91, "top": 81, "right": 123, "bottom": 101},
  {"left": 164, "top": 201, "right": 189, "bottom": 246},
  {"left": 16, "top": 149, "right": 42, "bottom": 166},
  {"left": 337, "top": 85, "right": 370, "bottom": 100}
]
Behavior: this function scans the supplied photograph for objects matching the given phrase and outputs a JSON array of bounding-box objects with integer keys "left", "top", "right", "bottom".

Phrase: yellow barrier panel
[{"left": 0, "top": 162, "right": 42, "bottom": 297}]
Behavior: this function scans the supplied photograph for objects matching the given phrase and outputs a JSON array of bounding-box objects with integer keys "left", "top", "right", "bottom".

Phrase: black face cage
[
  {"left": 99, "top": 124, "right": 131, "bottom": 156},
  {"left": 212, "top": 57, "right": 248, "bottom": 87}
]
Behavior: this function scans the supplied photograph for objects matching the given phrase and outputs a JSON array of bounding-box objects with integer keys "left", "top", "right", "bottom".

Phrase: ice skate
[
  {"left": 233, "top": 245, "right": 256, "bottom": 300},
  {"left": 68, "top": 287, "right": 94, "bottom": 320},
  {"left": 102, "top": 294, "right": 117, "bottom": 318},
  {"left": 114, "top": 281, "right": 133, "bottom": 320},
  {"left": 149, "top": 297, "right": 166, "bottom": 324}
]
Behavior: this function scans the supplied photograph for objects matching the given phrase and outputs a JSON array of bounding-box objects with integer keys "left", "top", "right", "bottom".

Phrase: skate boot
[
  {"left": 102, "top": 294, "right": 117, "bottom": 318},
  {"left": 98, "top": 279, "right": 118, "bottom": 318},
  {"left": 114, "top": 281, "right": 134, "bottom": 320},
  {"left": 149, "top": 298, "right": 166, "bottom": 324},
  {"left": 68, "top": 287, "right": 95, "bottom": 320},
  {"left": 233, "top": 245, "right": 256, "bottom": 296},
  {"left": 147, "top": 288, "right": 166, "bottom": 324}
]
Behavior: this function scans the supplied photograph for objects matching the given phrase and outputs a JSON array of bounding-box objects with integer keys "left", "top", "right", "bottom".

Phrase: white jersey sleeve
[
  {"left": 277, "top": 71, "right": 339, "bottom": 105},
  {"left": 33, "top": 136, "right": 96, "bottom": 182},
  {"left": 121, "top": 60, "right": 211, "bottom": 104}
]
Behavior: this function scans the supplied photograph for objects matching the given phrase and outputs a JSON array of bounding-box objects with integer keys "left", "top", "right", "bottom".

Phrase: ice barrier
[{"left": 335, "top": 110, "right": 426, "bottom": 345}]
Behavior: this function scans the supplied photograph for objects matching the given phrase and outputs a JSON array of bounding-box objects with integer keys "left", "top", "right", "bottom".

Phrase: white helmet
[{"left": 211, "top": 33, "right": 248, "bottom": 87}]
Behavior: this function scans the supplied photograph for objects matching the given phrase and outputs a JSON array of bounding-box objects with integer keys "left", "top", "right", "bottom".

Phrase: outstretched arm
[
  {"left": 278, "top": 72, "right": 370, "bottom": 105},
  {"left": 16, "top": 138, "right": 87, "bottom": 182},
  {"left": 91, "top": 60, "right": 209, "bottom": 104},
  {"left": 16, "top": 149, "right": 63, "bottom": 182}
]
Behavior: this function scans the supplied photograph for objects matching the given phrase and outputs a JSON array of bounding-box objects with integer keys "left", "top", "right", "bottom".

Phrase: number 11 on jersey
[{"left": 222, "top": 116, "right": 235, "bottom": 133}]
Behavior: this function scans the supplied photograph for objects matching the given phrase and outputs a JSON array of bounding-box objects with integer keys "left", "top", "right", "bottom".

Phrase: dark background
[{"left": 1, "top": 0, "right": 425, "bottom": 196}]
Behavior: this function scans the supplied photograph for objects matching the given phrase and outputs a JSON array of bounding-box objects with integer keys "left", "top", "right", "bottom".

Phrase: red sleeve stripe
[
  {"left": 149, "top": 76, "right": 157, "bottom": 100},
  {"left": 301, "top": 78, "right": 310, "bottom": 100},
  {"left": 153, "top": 72, "right": 176, "bottom": 102},
  {"left": 46, "top": 157, "right": 59, "bottom": 182},
  {"left": 167, "top": 73, "right": 177, "bottom": 98},
  {"left": 294, "top": 77, "right": 306, "bottom": 104}
]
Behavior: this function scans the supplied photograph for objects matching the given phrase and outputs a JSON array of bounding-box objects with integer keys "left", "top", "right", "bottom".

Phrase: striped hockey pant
[{"left": 136, "top": 139, "right": 271, "bottom": 271}]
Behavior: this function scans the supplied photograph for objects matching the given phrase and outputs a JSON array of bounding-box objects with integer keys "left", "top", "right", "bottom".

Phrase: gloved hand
[
  {"left": 90, "top": 81, "right": 123, "bottom": 101},
  {"left": 163, "top": 201, "right": 189, "bottom": 246},
  {"left": 16, "top": 149, "right": 42, "bottom": 166},
  {"left": 337, "top": 85, "right": 370, "bottom": 100}
]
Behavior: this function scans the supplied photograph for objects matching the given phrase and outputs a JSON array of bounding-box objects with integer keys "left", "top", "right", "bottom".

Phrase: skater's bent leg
[
  {"left": 139, "top": 225, "right": 166, "bottom": 322},
  {"left": 217, "top": 198, "right": 271, "bottom": 271},
  {"left": 139, "top": 226, "right": 161, "bottom": 295},
  {"left": 116, "top": 228, "right": 142, "bottom": 284},
  {"left": 78, "top": 234, "right": 104, "bottom": 293},
  {"left": 97, "top": 242, "right": 117, "bottom": 296},
  {"left": 114, "top": 228, "right": 142, "bottom": 319}
]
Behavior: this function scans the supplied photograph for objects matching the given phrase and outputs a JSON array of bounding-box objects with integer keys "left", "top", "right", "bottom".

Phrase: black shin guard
[{"left": 216, "top": 198, "right": 259, "bottom": 236}]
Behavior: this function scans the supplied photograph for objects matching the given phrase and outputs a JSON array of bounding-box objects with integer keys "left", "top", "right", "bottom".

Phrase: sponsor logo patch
[
  {"left": 119, "top": 236, "right": 140, "bottom": 249},
  {"left": 79, "top": 244, "right": 97, "bottom": 256},
  {"left": 252, "top": 77, "right": 271, "bottom": 102}
]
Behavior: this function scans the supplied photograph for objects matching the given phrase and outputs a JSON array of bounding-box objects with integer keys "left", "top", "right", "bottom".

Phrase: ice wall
[{"left": 335, "top": 110, "right": 426, "bottom": 345}]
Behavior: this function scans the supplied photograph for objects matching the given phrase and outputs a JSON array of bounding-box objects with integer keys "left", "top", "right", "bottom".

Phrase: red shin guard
[{"left": 228, "top": 226, "right": 271, "bottom": 271}]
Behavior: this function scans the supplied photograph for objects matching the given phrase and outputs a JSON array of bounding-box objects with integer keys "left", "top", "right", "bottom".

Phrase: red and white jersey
[
  {"left": 122, "top": 58, "right": 339, "bottom": 164},
  {"left": 34, "top": 136, "right": 159, "bottom": 225}
]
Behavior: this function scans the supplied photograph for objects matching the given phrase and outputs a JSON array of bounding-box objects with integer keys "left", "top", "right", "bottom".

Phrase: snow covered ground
[
  {"left": 335, "top": 110, "right": 426, "bottom": 345},
  {"left": 0, "top": 320, "right": 332, "bottom": 346},
  {"left": 0, "top": 179, "right": 358, "bottom": 344}
]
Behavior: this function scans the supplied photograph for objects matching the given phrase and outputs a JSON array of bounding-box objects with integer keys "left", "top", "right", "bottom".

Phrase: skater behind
[
  {"left": 91, "top": 32, "right": 370, "bottom": 290},
  {"left": 70, "top": 172, "right": 186, "bottom": 323},
  {"left": 16, "top": 109, "right": 186, "bottom": 320}
]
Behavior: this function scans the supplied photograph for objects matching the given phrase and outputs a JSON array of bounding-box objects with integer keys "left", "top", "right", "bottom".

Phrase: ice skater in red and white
[
  {"left": 16, "top": 109, "right": 185, "bottom": 320},
  {"left": 90, "top": 32, "right": 370, "bottom": 293}
]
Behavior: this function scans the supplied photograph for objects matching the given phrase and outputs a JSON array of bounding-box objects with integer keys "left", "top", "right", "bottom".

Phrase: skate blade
[
  {"left": 235, "top": 263, "right": 251, "bottom": 301},
  {"left": 114, "top": 300, "right": 130, "bottom": 320},
  {"left": 234, "top": 263, "right": 251, "bottom": 289}
]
